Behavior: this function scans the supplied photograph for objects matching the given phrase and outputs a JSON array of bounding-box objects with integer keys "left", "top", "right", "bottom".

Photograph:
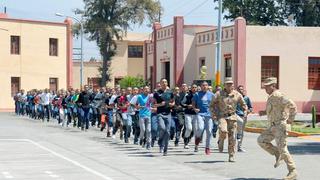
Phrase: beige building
[
  {"left": 73, "top": 33, "right": 148, "bottom": 89},
  {"left": 0, "top": 13, "right": 73, "bottom": 111},
  {"left": 145, "top": 16, "right": 320, "bottom": 113}
]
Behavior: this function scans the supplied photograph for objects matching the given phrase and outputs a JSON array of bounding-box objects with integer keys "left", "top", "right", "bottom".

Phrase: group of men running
[
  {"left": 13, "top": 78, "right": 252, "bottom": 161},
  {"left": 13, "top": 77, "right": 299, "bottom": 180}
]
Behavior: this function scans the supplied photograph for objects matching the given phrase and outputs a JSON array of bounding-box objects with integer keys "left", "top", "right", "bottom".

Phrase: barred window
[
  {"left": 49, "top": 38, "right": 58, "bottom": 56},
  {"left": 11, "top": 36, "right": 20, "bottom": 55},
  {"left": 261, "top": 56, "right": 279, "bottom": 88},
  {"left": 308, "top": 57, "right": 320, "bottom": 90}
]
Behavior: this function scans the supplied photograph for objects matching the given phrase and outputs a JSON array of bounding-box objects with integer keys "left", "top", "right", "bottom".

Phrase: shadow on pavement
[
  {"left": 288, "top": 142, "right": 320, "bottom": 155},
  {"left": 184, "top": 160, "right": 225, "bottom": 164}
]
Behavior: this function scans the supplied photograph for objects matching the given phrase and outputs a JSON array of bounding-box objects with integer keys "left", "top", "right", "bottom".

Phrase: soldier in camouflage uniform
[
  {"left": 210, "top": 77, "right": 247, "bottom": 162},
  {"left": 258, "top": 77, "right": 297, "bottom": 180}
]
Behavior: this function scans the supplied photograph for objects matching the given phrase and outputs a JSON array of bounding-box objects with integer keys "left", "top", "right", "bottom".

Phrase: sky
[{"left": 0, "top": 0, "right": 230, "bottom": 60}]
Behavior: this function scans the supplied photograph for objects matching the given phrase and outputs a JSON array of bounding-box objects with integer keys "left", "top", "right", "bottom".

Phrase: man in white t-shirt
[{"left": 41, "top": 89, "right": 51, "bottom": 121}]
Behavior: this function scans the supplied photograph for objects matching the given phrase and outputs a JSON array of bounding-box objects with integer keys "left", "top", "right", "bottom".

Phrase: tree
[
  {"left": 281, "top": 0, "right": 320, "bottom": 26},
  {"left": 215, "top": 0, "right": 286, "bottom": 25},
  {"left": 119, "top": 76, "right": 146, "bottom": 88},
  {"left": 76, "top": 0, "right": 162, "bottom": 86}
]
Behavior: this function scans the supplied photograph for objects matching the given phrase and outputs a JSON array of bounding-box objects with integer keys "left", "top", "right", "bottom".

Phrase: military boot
[
  {"left": 228, "top": 155, "right": 236, "bottom": 162},
  {"left": 283, "top": 169, "right": 297, "bottom": 180}
]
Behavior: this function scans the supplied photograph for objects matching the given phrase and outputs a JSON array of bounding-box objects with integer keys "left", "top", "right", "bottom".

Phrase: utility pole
[{"left": 215, "top": 0, "right": 222, "bottom": 86}]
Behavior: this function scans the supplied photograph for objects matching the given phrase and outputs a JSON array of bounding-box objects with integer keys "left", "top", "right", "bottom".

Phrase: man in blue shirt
[
  {"left": 236, "top": 85, "right": 253, "bottom": 152},
  {"left": 192, "top": 81, "right": 215, "bottom": 155}
]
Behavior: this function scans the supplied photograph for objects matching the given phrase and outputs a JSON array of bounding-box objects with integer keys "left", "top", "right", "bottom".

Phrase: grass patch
[{"left": 246, "top": 120, "right": 320, "bottom": 134}]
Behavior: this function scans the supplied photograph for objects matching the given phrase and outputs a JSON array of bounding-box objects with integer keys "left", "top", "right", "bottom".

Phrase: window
[
  {"left": 128, "top": 45, "right": 143, "bottom": 58},
  {"left": 308, "top": 57, "right": 320, "bottom": 90},
  {"left": 261, "top": 56, "right": 279, "bottom": 88},
  {"left": 199, "top": 58, "right": 206, "bottom": 74},
  {"left": 11, "top": 36, "right": 20, "bottom": 55},
  {"left": 11, "top": 77, "right": 20, "bottom": 97},
  {"left": 49, "top": 38, "right": 58, "bottom": 56},
  {"left": 225, "top": 57, "right": 232, "bottom": 78},
  {"left": 202, "top": 35, "right": 206, "bottom": 42},
  {"left": 207, "top": 34, "right": 210, "bottom": 42},
  {"left": 198, "top": 36, "right": 201, "bottom": 43},
  {"left": 211, "top": 33, "right": 214, "bottom": 41},
  {"left": 49, "top": 78, "right": 58, "bottom": 92}
]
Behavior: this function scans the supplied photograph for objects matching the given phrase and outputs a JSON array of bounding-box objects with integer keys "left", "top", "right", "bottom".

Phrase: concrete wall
[
  {"left": 0, "top": 18, "right": 67, "bottom": 110},
  {"left": 246, "top": 26, "right": 320, "bottom": 112}
]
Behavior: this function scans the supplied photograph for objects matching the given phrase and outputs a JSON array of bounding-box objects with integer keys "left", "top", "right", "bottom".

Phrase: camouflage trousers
[
  {"left": 257, "top": 123, "right": 296, "bottom": 171},
  {"left": 218, "top": 118, "right": 237, "bottom": 156}
]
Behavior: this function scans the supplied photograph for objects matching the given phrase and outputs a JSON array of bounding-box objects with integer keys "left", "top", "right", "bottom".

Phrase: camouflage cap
[
  {"left": 263, "top": 77, "right": 277, "bottom": 86},
  {"left": 224, "top": 77, "right": 234, "bottom": 84}
]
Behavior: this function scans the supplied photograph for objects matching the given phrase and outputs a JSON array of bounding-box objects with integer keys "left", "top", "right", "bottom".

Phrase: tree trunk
[{"left": 101, "top": 52, "right": 108, "bottom": 87}]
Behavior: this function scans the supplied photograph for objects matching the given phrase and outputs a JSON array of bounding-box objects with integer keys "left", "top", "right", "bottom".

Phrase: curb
[{"left": 245, "top": 127, "right": 309, "bottom": 137}]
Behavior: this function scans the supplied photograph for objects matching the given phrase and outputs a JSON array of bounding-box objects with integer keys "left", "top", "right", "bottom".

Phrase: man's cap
[
  {"left": 224, "top": 77, "right": 234, "bottom": 84},
  {"left": 263, "top": 77, "right": 277, "bottom": 86}
]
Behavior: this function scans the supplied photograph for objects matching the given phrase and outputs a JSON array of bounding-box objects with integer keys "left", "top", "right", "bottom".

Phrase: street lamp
[
  {"left": 215, "top": 0, "right": 222, "bottom": 86},
  {"left": 55, "top": 13, "right": 84, "bottom": 89}
]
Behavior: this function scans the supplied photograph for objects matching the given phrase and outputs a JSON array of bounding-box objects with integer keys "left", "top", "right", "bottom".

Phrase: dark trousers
[
  {"left": 131, "top": 113, "right": 140, "bottom": 143},
  {"left": 81, "top": 107, "right": 90, "bottom": 130}
]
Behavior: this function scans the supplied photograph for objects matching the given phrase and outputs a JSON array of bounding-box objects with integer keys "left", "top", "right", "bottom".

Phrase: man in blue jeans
[
  {"left": 78, "top": 85, "right": 92, "bottom": 131},
  {"left": 192, "top": 81, "right": 215, "bottom": 155},
  {"left": 153, "top": 78, "right": 175, "bottom": 156}
]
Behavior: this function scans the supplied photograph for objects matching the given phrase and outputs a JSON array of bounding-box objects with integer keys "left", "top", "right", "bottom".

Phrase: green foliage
[
  {"left": 217, "top": 0, "right": 320, "bottom": 27},
  {"left": 281, "top": 0, "right": 320, "bottom": 26},
  {"left": 76, "top": 0, "right": 162, "bottom": 86},
  {"left": 215, "top": 0, "right": 286, "bottom": 25},
  {"left": 119, "top": 76, "right": 147, "bottom": 89},
  {"left": 312, "top": 105, "right": 316, "bottom": 128}
]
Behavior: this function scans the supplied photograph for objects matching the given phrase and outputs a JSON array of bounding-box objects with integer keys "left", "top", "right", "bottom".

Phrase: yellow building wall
[
  {"left": 73, "top": 62, "right": 101, "bottom": 89},
  {"left": 0, "top": 19, "right": 67, "bottom": 110},
  {"left": 246, "top": 26, "right": 320, "bottom": 102}
]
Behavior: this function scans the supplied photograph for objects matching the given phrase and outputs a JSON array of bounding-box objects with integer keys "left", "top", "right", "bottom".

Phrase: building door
[
  {"left": 164, "top": 62, "right": 170, "bottom": 86},
  {"left": 49, "top": 78, "right": 58, "bottom": 92},
  {"left": 11, "top": 77, "right": 20, "bottom": 97}
]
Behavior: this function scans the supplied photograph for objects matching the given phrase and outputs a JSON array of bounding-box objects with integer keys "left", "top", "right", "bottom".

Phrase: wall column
[
  {"left": 234, "top": 17, "right": 246, "bottom": 88},
  {"left": 64, "top": 18, "right": 73, "bottom": 89},
  {"left": 173, "top": 16, "right": 184, "bottom": 87},
  {"left": 152, "top": 22, "right": 162, "bottom": 89}
]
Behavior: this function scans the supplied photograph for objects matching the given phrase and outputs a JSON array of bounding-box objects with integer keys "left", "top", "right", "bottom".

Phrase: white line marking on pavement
[
  {"left": 45, "top": 171, "right": 60, "bottom": 178},
  {"left": 2, "top": 172, "right": 14, "bottom": 179},
  {"left": 0, "top": 139, "right": 113, "bottom": 180}
]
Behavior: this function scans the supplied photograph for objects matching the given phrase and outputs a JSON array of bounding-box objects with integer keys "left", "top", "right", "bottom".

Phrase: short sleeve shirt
[
  {"left": 192, "top": 90, "right": 214, "bottom": 117},
  {"left": 153, "top": 89, "right": 174, "bottom": 115}
]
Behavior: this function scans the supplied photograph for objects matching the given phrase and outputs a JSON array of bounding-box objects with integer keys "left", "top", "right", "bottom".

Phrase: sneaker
[
  {"left": 184, "top": 145, "right": 190, "bottom": 149},
  {"left": 107, "top": 132, "right": 111, "bottom": 137},
  {"left": 125, "top": 139, "right": 129, "bottom": 143},
  {"left": 151, "top": 140, "right": 155, "bottom": 147},
  {"left": 146, "top": 144, "right": 151, "bottom": 150},
  {"left": 159, "top": 147, "right": 164, "bottom": 153},
  {"left": 112, "top": 135, "right": 116, "bottom": 139},
  {"left": 163, "top": 151, "right": 168, "bottom": 156},
  {"left": 284, "top": 170, "right": 298, "bottom": 180},
  {"left": 194, "top": 145, "right": 199, "bottom": 152},
  {"left": 238, "top": 147, "right": 246, "bottom": 152},
  {"left": 205, "top": 148, "right": 211, "bottom": 155},
  {"left": 134, "top": 141, "right": 139, "bottom": 145}
]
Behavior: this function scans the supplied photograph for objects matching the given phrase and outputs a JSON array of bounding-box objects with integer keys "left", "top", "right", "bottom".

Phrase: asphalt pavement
[{"left": 0, "top": 113, "right": 319, "bottom": 180}]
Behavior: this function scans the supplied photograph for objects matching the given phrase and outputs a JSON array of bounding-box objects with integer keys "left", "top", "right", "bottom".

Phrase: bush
[{"left": 119, "top": 76, "right": 146, "bottom": 89}]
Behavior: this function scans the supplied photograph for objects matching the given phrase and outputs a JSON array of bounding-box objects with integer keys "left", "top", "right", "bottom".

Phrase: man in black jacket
[{"left": 78, "top": 85, "right": 92, "bottom": 131}]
